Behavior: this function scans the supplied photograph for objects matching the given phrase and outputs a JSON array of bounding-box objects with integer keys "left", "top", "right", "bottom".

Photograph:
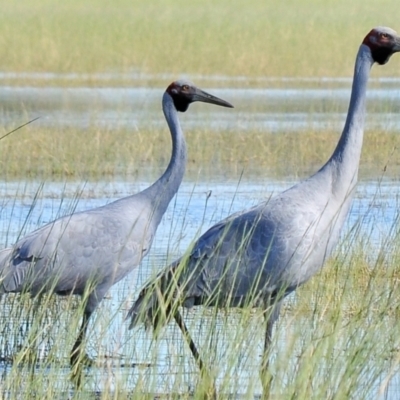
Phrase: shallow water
[
  {"left": 0, "top": 177, "right": 399, "bottom": 397},
  {"left": 1, "top": 178, "right": 399, "bottom": 254},
  {"left": 1, "top": 77, "right": 400, "bottom": 133}
]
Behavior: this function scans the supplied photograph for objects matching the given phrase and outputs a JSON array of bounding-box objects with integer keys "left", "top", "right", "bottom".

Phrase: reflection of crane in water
[{"left": 128, "top": 27, "right": 400, "bottom": 397}]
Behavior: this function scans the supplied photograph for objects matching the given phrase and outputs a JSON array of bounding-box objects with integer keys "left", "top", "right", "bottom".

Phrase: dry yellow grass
[
  {"left": 0, "top": 0, "right": 399, "bottom": 85},
  {"left": 0, "top": 125, "right": 399, "bottom": 180}
]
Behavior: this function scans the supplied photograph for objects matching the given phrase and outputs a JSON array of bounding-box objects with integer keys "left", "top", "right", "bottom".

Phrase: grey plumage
[
  {"left": 128, "top": 27, "right": 400, "bottom": 395},
  {"left": 0, "top": 80, "right": 233, "bottom": 370}
]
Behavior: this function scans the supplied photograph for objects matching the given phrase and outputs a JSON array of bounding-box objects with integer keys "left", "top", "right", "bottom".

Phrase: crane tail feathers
[
  {"left": 127, "top": 263, "right": 183, "bottom": 333},
  {"left": 0, "top": 248, "right": 14, "bottom": 294}
]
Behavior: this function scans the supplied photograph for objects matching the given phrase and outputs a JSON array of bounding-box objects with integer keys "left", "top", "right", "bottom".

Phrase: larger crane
[
  {"left": 128, "top": 27, "right": 400, "bottom": 397},
  {"left": 0, "top": 81, "right": 233, "bottom": 373}
]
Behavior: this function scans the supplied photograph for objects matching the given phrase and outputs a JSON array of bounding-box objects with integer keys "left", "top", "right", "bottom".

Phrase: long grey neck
[
  {"left": 143, "top": 92, "right": 187, "bottom": 221},
  {"left": 324, "top": 44, "right": 374, "bottom": 192}
]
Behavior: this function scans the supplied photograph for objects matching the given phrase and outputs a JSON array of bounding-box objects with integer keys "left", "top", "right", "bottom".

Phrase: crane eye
[
  {"left": 380, "top": 32, "right": 389, "bottom": 39},
  {"left": 182, "top": 85, "right": 189, "bottom": 91}
]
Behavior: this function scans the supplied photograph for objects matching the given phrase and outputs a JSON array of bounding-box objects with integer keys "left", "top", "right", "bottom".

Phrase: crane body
[{"left": 128, "top": 27, "right": 400, "bottom": 397}]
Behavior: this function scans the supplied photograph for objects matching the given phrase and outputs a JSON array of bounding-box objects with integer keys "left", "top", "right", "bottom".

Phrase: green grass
[
  {"left": 1, "top": 225, "right": 400, "bottom": 399},
  {"left": 0, "top": 0, "right": 400, "bottom": 85},
  {"left": 0, "top": 124, "right": 399, "bottom": 181},
  {"left": 1, "top": 180, "right": 400, "bottom": 399}
]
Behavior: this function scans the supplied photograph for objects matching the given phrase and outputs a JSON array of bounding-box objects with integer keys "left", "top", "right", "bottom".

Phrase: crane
[
  {"left": 128, "top": 27, "right": 400, "bottom": 397},
  {"left": 0, "top": 81, "right": 233, "bottom": 375}
]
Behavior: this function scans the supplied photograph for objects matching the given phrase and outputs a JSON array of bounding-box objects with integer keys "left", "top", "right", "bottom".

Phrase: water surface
[
  {"left": 1, "top": 77, "right": 400, "bottom": 133},
  {"left": 0, "top": 177, "right": 399, "bottom": 398}
]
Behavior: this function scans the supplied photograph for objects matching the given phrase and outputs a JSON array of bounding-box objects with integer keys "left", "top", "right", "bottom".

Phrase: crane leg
[
  {"left": 174, "top": 310, "right": 205, "bottom": 370},
  {"left": 26, "top": 294, "right": 43, "bottom": 365},
  {"left": 70, "top": 309, "right": 93, "bottom": 389},
  {"left": 70, "top": 309, "right": 93, "bottom": 366},
  {"left": 174, "top": 310, "right": 216, "bottom": 399},
  {"left": 260, "top": 317, "right": 274, "bottom": 399},
  {"left": 16, "top": 294, "right": 44, "bottom": 373},
  {"left": 260, "top": 301, "right": 282, "bottom": 399}
]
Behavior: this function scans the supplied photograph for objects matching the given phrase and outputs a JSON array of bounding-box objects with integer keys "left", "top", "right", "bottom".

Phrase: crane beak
[
  {"left": 394, "top": 35, "right": 400, "bottom": 52},
  {"left": 192, "top": 88, "right": 234, "bottom": 108}
]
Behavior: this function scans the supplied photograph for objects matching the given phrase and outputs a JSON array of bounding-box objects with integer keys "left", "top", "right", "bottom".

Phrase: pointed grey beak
[
  {"left": 193, "top": 88, "right": 234, "bottom": 108},
  {"left": 395, "top": 35, "right": 400, "bottom": 52}
]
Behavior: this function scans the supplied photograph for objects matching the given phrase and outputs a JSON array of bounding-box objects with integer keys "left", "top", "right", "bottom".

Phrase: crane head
[
  {"left": 363, "top": 27, "right": 400, "bottom": 65},
  {"left": 166, "top": 80, "right": 234, "bottom": 112}
]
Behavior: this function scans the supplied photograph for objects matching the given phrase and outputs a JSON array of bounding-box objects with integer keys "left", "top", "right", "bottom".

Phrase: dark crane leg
[
  {"left": 260, "top": 317, "right": 274, "bottom": 399},
  {"left": 26, "top": 294, "right": 43, "bottom": 365},
  {"left": 174, "top": 310, "right": 217, "bottom": 399},
  {"left": 174, "top": 310, "right": 205, "bottom": 370},
  {"left": 70, "top": 309, "right": 93, "bottom": 388},
  {"left": 260, "top": 301, "right": 282, "bottom": 400}
]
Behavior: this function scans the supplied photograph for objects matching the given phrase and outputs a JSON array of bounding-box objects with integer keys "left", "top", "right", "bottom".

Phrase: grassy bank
[
  {"left": 0, "top": 1, "right": 400, "bottom": 85},
  {"left": 0, "top": 125, "right": 399, "bottom": 181}
]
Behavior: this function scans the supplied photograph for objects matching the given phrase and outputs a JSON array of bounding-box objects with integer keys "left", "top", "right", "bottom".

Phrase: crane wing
[{"left": 0, "top": 208, "right": 144, "bottom": 295}]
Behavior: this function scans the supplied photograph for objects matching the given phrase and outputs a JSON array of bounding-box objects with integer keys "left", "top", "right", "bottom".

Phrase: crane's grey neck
[
  {"left": 326, "top": 44, "right": 374, "bottom": 188},
  {"left": 142, "top": 92, "right": 187, "bottom": 220}
]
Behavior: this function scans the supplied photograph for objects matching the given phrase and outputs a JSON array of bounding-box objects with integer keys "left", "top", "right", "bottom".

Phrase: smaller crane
[{"left": 0, "top": 81, "right": 233, "bottom": 384}]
